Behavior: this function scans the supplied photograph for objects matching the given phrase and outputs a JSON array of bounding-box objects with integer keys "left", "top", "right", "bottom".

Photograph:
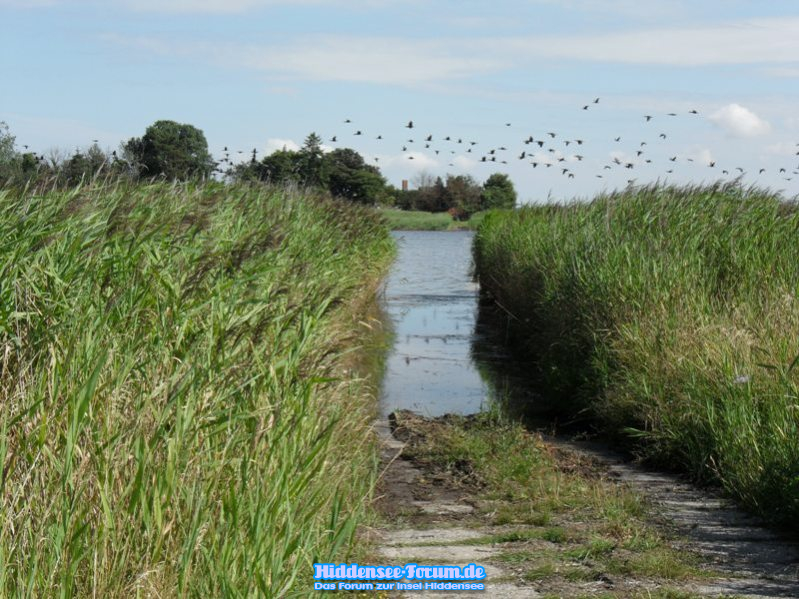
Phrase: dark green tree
[
  {"left": 414, "top": 176, "right": 448, "bottom": 212},
  {"left": 481, "top": 173, "right": 517, "bottom": 210},
  {"left": 258, "top": 148, "right": 301, "bottom": 184},
  {"left": 444, "top": 174, "right": 482, "bottom": 217},
  {"left": 124, "top": 120, "right": 213, "bottom": 180},
  {"left": 297, "top": 132, "right": 327, "bottom": 188},
  {"left": 325, "top": 148, "right": 387, "bottom": 204},
  {"left": 62, "top": 144, "right": 109, "bottom": 184}
]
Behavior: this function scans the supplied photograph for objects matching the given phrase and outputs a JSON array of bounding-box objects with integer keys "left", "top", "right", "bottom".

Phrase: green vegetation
[
  {"left": 394, "top": 172, "right": 517, "bottom": 218},
  {"left": 232, "top": 133, "right": 391, "bottom": 205},
  {"left": 393, "top": 411, "right": 708, "bottom": 587},
  {"left": 0, "top": 181, "right": 394, "bottom": 596},
  {"left": 473, "top": 182, "right": 799, "bottom": 527},
  {"left": 124, "top": 120, "right": 214, "bottom": 180},
  {"left": 380, "top": 208, "right": 487, "bottom": 231}
]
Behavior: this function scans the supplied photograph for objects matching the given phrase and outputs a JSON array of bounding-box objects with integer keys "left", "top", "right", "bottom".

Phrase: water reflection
[
  {"left": 380, "top": 231, "right": 488, "bottom": 416},
  {"left": 379, "top": 230, "right": 550, "bottom": 419}
]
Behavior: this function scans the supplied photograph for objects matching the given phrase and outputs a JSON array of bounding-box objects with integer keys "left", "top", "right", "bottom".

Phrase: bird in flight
[
  {"left": 406, "top": 121, "right": 414, "bottom": 128},
  {"left": 644, "top": 115, "right": 653, "bottom": 121}
]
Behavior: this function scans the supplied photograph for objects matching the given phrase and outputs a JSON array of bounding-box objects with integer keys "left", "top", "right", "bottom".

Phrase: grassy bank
[
  {"left": 0, "top": 181, "right": 394, "bottom": 596},
  {"left": 380, "top": 208, "right": 486, "bottom": 231},
  {"left": 473, "top": 183, "right": 799, "bottom": 527}
]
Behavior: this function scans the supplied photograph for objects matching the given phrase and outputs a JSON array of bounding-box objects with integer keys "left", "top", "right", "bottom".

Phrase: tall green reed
[
  {"left": 0, "top": 181, "right": 394, "bottom": 596},
  {"left": 474, "top": 183, "right": 799, "bottom": 527}
]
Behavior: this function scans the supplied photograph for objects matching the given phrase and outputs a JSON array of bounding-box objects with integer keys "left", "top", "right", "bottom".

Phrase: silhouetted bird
[
  {"left": 354, "top": 131, "right": 362, "bottom": 135},
  {"left": 406, "top": 121, "right": 414, "bottom": 128},
  {"left": 547, "top": 132, "right": 556, "bottom": 138},
  {"left": 689, "top": 110, "right": 698, "bottom": 114},
  {"left": 614, "top": 137, "right": 621, "bottom": 142},
  {"left": 593, "top": 98, "right": 600, "bottom": 104},
  {"left": 426, "top": 135, "right": 432, "bottom": 141},
  {"left": 330, "top": 136, "right": 337, "bottom": 142},
  {"left": 645, "top": 115, "right": 653, "bottom": 121},
  {"left": 659, "top": 133, "right": 667, "bottom": 139}
]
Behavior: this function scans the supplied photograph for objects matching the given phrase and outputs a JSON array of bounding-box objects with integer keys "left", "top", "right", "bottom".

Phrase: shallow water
[{"left": 379, "top": 230, "right": 492, "bottom": 417}]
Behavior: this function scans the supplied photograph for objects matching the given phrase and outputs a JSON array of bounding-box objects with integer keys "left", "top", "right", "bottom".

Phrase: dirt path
[{"left": 371, "top": 414, "right": 799, "bottom": 599}]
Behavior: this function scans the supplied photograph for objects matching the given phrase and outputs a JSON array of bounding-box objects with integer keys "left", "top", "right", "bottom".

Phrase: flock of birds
[
  {"left": 17, "top": 98, "right": 799, "bottom": 191},
  {"left": 306, "top": 98, "right": 799, "bottom": 188}
]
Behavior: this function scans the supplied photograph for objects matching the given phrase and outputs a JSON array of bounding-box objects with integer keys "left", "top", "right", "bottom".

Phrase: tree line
[{"left": 0, "top": 119, "right": 516, "bottom": 213}]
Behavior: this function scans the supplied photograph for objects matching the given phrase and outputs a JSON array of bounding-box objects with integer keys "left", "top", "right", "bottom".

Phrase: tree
[
  {"left": 62, "top": 144, "right": 109, "bottom": 184},
  {"left": 444, "top": 174, "right": 482, "bottom": 217},
  {"left": 0, "top": 121, "right": 20, "bottom": 182},
  {"left": 258, "top": 148, "right": 301, "bottom": 184},
  {"left": 325, "top": 148, "right": 387, "bottom": 204},
  {"left": 481, "top": 173, "right": 517, "bottom": 210},
  {"left": 124, "top": 120, "right": 213, "bottom": 180},
  {"left": 297, "top": 132, "right": 327, "bottom": 188}
]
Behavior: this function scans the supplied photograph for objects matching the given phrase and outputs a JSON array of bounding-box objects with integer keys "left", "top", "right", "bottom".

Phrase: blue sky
[{"left": 2, "top": 0, "right": 799, "bottom": 202}]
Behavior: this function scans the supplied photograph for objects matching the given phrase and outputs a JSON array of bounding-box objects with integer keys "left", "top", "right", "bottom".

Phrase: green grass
[
  {"left": 379, "top": 208, "right": 485, "bottom": 231},
  {"left": 393, "top": 411, "right": 706, "bottom": 583},
  {"left": 473, "top": 182, "right": 799, "bottom": 528},
  {"left": 0, "top": 181, "right": 394, "bottom": 596}
]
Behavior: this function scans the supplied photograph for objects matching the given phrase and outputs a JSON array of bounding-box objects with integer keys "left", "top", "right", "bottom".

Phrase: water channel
[{"left": 379, "top": 230, "right": 532, "bottom": 418}]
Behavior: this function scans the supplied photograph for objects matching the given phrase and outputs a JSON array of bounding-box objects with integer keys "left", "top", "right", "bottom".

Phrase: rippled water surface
[{"left": 380, "top": 230, "right": 491, "bottom": 417}]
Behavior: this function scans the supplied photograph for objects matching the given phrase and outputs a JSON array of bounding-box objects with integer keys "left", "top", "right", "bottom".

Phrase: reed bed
[
  {"left": 473, "top": 183, "right": 799, "bottom": 527},
  {"left": 0, "top": 181, "right": 394, "bottom": 596}
]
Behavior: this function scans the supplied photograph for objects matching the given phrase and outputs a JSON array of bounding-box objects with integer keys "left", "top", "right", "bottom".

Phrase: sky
[{"left": 2, "top": 0, "right": 799, "bottom": 202}]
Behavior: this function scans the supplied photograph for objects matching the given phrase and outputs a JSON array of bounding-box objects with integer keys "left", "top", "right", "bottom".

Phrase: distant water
[{"left": 379, "top": 230, "right": 490, "bottom": 417}]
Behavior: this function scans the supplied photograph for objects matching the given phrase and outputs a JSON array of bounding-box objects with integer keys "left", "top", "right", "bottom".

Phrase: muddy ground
[{"left": 368, "top": 411, "right": 799, "bottom": 599}]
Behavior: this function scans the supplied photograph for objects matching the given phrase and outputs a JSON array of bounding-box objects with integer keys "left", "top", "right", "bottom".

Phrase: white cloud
[
  {"left": 264, "top": 138, "right": 300, "bottom": 153},
  {"left": 230, "top": 37, "right": 501, "bottom": 85},
  {"left": 500, "top": 17, "right": 799, "bottom": 66},
  {"left": 685, "top": 148, "right": 715, "bottom": 165},
  {"left": 382, "top": 151, "right": 439, "bottom": 171},
  {"left": 709, "top": 104, "right": 771, "bottom": 137},
  {"left": 452, "top": 155, "right": 476, "bottom": 170},
  {"left": 765, "top": 141, "right": 799, "bottom": 157},
  {"left": 762, "top": 67, "right": 799, "bottom": 78}
]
